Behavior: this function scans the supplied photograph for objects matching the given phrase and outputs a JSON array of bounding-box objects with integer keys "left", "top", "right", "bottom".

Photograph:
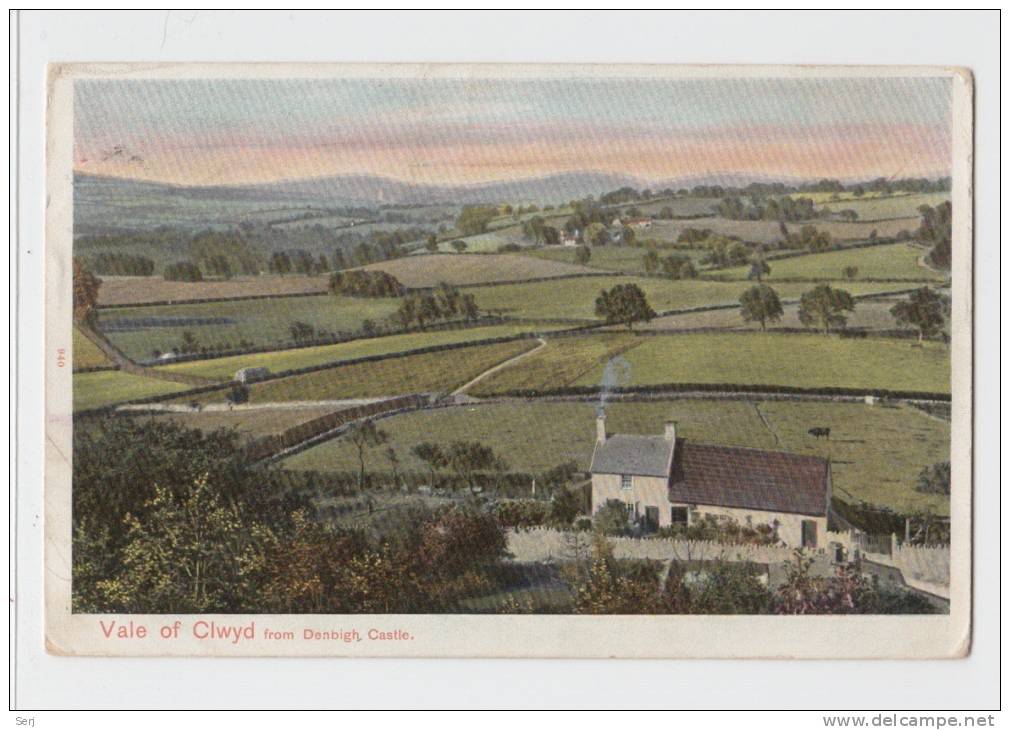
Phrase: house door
[
  {"left": 644, "top": 506, "right": 660, "bottom": 533},
  {"left": 801, "top": 520, "right": 818, "bottom": 549}
]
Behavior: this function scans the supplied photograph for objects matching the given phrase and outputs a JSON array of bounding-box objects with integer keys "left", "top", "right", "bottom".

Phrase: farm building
[
  {"left": 589, "top": 410, "right": 831, "bottom": 548},
  {"left": 234, "top": 366, "right": 271, "bottom": 383},
  {"left": 560, "top": 230, "right": 580, "bottom": 246}
]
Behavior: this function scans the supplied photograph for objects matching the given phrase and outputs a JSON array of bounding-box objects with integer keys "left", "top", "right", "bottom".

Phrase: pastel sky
[{"left": 74, "top": 76, "right": 952, "bottom": 187}]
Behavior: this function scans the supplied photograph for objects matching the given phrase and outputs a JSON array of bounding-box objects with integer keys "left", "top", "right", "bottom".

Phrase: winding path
[{"left": 451, "top": 337, "right": 547, "bottom": 395}]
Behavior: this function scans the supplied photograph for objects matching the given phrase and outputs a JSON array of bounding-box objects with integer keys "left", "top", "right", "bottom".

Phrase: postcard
[{"left": 45, "top": 63, "right": 972, "bottom": 657}]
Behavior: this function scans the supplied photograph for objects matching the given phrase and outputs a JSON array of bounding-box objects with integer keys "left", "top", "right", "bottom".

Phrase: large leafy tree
[
  {"left": 594, "top": 283, "right": 656, "bottom": 330},
  {"left": 72, "top": 257, "right": 102, "bottom": 325},
  {"left": 445, "top": 441, "right": 505, "bottom": 495},
  {"left": 890, "top": 286, "right": 948, "bottom": 342},
  {"left": 739, "top": 284, "right": 784, "bottom": 331},
  {"left": 346, "top": 419, "right": 388, "bottom": 490},
  {"left": 798, "top": 284, "right": 855, "bottom": 334},
  {"left": 917, "top": 201, "right": 952, "bottom": 270}
]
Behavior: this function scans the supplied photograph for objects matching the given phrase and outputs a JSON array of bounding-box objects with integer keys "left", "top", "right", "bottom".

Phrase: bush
[
  {"left": 593, "top": 499, "right": 631, "bottom": 536},
  {"left": 163, "top": 261, "right": 203, "bottom": 282},
  {"left": 493, "top": 500, "right": 551, "bottom": 530},
  {"left": 329, "top": 270, "right": 405, "bottom": 298}
]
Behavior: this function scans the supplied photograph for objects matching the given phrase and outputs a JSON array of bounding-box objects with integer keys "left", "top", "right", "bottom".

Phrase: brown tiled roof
[{"left": 669, "top": 440, "right": 830, "bottom": 517}]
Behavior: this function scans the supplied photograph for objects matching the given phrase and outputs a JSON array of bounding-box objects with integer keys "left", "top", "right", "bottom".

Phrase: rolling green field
[
  {"left": 469, "top": 332, "right": 949, "bottom": 396},
  {"left": 73, "top": 371, "right": 192, "bottom": 411},
  {"left": 283, "top": 399, "right": 950, "bottom": 515},
  {"left": 713, "top": 243, "right": 945, "bottom": 282},
  {"left": 183, "top": 339, "right": 538, "bottom": 405},
  {"left": 360, "top": 252, "right": 597, "bottom": 287},
  {"left": 467, "top": 275, "right": 914, "bottom": 321},
  {"left": 136, "top": 406, "right": 344, "bottom": 442},
  {"left": 73, "top": 327, "right": 114, "bottom": 370},
  {"left": 157, "top": 323, "right": 559, "bottom": 381},
  {"left": 643, "top": 217, "right": 920, "bottom": 246},
  {"left": 638, "top": 295, "right": 919, "bottom": 333},
  {"left": 97, "top": 294, "right": 402, "bottom": 361},
  {"left": 815, "top": 192, "right": 950, "bottom": 220},
  {"left": 523, "top": 245, "right": 708, "bottom": 275}
]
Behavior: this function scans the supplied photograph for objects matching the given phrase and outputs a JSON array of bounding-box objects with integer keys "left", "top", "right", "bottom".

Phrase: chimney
[
  {"left": 664, "top": 420, "right": 677, "bottom": 443},
  {"left": 596, "top": 408, "right": 607, "bottom": 444}
]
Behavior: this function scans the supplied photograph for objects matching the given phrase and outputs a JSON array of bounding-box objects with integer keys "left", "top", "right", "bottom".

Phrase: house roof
[
  {"left": 669, "top": 440, "right": 829, "bottom": 517},
  {"left": 590, "top": 434, "right": 675, "bottom": 478}
]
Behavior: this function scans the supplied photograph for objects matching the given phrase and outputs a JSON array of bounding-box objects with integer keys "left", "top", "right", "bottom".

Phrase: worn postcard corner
[{"left": 46, "top": 63, "right": 971, "bottom": 659}]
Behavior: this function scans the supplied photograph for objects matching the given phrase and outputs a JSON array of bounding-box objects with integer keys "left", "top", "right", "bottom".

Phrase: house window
[
  {"left": 620, "top": 474, "right": 633, "bottom": 490},
  {"left": 670, "top": 507, "right": 688, "bottom": 524},
  {"left": 801, "top": 520, "right": 818, "bottom": 549}
]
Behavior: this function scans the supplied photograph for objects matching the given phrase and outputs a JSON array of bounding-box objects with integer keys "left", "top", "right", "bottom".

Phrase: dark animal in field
[{"left": 808, "top": 427, "right": 831, "bottom": 440}]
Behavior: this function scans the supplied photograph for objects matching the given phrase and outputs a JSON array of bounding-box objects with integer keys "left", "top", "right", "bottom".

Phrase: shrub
[
  {"left": 593, "top": 499, "right": 631, "bottom": 536},
  {"left": 163, "top": 261, "right": 203, "bottom": 282},
  {"left": 329, "top": 270, "right": 405, "bottom": 298}
]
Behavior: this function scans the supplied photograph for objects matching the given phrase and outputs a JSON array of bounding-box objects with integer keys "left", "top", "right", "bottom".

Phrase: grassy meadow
[
  {"left": 713, "top": 243, "right": 945, "bottom": 282},
  {"left": 283, "top": 398, "right": 950, "bottom": 516},
  {"left": 642, "top": 217, "right": 920, "bottom": 247},
  {"left": 468, "top": 332, "right": 949, "bottom": 396},
  {"left": 95, "top": 274, "right": 330, "bottom": 307},
  {"left": 97, "top": 293, "right": 403, "bottom": 361},
  {"left": 73, "top": 370, "right": 193, "bottom": 411},
  {"left": 467, "top": 275, "right": 914, "bottom": 321},
  {"left": 183, "top": 339, "right": 538, "bottom": 405},
  {"left": 638, "top": 295, "right": 921, "bottom": 333},
  {"left": 73, "top": 327, "right": 114, "bottom": 370},
  {"left": 156, "top": 323, "right": 557, "bottom": 381},
  {"left": 358, "top": 252, "right": 598, "bottom": 287}
]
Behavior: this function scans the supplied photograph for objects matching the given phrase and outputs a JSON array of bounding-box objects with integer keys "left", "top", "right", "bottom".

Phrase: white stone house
[
  {"left": 589, "top": 411, "right": 831, "bottom": 549},
  {"left": 234, "top": 366, "right": 271, "bottom": 383}
]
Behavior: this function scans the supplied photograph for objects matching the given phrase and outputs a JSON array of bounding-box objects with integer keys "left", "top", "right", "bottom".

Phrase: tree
[
  {"left": 411, "top": 443, "right": 446, "bottom": 488},
  {"left": 459, "top": 293, "right": 480, "bottom": 321},
  {"left": 593, "top": 499, "right": 631, "bottom": 536},
  {"left": 574, "top": 245, "right": 592, "bottom": 265},
  {"left": 798, "top": 284, "right": 855, "bottom": 334},
  {"left": 73, "top": 258, "right": 102, "bottom": 325},
  {"left": 315, "top": 254, "right": 330, "bottom": 273},
  {"left": 455, "top": 205, "right": 498, "bottom": 236},
  {"left": 435, "top": 282, "right": 461, "bottom": 318},
  {"left": 917, "top": 202, "right": 952, "bottom": 270},
  {"left": 226, "top": 383, "right": 249, "bottom": 404},
  {"left": 916, "top": 461, "right": 951, "bottom": 496},
  {"left": 890, "top": 286, "right": 948, "bottom": 343},
  {"left": 642, "top": 250, "right": 660, "bottom": 274},
  {"left": 331, "top": 249, "right": 347, "bottom": 271},
  {"left": 445, "top": 441, "right": 504, "bottom": 495},
  {"left": 739, "top": 285, "right": 784, "bottom": 331},
  {"left": 417, "top": 294, "right": 442, "bottom": 329},
  {"left": 842, "top": 265, "right": 859, "bottom": 280},
  {"left": 450, "top": 240, "right": 468, "bottom": 254},
  {"left": 289, "top": 321, "right": 314, "bottom": 343},
  {"left": 583, "top": 222, "right": 607, "bottom": 247},
  {"left": 425, "top": 234, "right": 439, "bottom": 253},
  {"left": 395, "top": 295, "right": 418, "bottom": 330},
  {"left": 346, "top": 419, "right": 388, "bottom": 490},
  {"left": 747, "top": 250, "right": 771, "bottom": 282},
  {"left": 541, "top": 226, "right": 560, "bottom": 246},
  {"left": 594, "top": 283, "right": 656, "bottom": 330},
  {"left": 269, "top": 251, "right": 292, "bottom": 276},
  {"left": 164, "top": 261, "right": 204, "bottom": 282},
  {"left": 102, "top": 477, "right": 257, "bottom": 612}
]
